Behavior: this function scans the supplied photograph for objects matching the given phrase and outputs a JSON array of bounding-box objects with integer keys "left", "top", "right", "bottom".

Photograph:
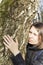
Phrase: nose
[{"left": 29, "top": 33, "right": 34, "bottom": 38}]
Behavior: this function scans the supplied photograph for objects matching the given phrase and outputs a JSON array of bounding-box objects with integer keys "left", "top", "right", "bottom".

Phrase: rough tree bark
[{"left": 0, "top": 0, "right": 39, "bottom": 65}]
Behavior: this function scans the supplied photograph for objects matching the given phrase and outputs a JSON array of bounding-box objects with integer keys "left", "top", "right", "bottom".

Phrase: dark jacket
[{"left": 10, "top": 43, "right": 43, "bottom": 65}]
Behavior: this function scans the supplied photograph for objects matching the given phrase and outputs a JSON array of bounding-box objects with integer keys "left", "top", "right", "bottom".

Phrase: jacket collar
[{"left": 27, "top": 43, "right": 43, "bottom": 51}]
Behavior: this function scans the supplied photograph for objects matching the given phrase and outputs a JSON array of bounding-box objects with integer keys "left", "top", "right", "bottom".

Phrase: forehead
[{"left": 30, "top": 26, "right": 39, "bottom": 35}]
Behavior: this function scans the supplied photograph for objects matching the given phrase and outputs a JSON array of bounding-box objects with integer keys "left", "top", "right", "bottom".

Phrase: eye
[
  {"left": 29, "top": 31, "right": 38, "bottom": 36},
  {"left": 29, "top": 31, "right": 32, "bottom": 33}
]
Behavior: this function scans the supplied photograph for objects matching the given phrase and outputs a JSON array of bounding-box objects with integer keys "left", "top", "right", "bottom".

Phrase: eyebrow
[{"left": 29, "top": 31, "right": 38, "bottom": 36}]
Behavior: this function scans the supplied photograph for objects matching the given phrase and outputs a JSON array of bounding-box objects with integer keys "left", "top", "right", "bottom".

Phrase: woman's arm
[
  {"left": 3, "top": 35, "right": 26, "bottom": 65},
  {"left": 10, "top": 53, "right": 26, "bottom": 65}
]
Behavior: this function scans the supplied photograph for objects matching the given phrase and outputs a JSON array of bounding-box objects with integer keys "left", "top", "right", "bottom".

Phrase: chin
[
  {"left": 29, "top": 42, "right": 33, "bottom": 45},
  {"left": 29, "top": 42, "right": 36, "bottom": 45}
]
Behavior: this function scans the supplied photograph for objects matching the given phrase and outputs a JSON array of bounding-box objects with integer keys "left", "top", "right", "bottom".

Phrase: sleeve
[
  {"left": 32, "top": 60, "right": 43, "bottom": 65},
  {"left": 32, "top": 53, "right": 43, "bottom": 65},
  {"left": 10, "top": 53, "right": 26, "bottom": 65}
]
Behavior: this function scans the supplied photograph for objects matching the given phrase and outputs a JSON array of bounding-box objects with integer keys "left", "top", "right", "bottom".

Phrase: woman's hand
[{"left": 3, "top": 35, "right": 20, "bottom": 56}]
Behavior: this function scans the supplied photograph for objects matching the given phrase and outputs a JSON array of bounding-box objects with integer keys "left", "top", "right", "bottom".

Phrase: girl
[{"left": 3, "top": 22, "right": 43, "bottom": 65}]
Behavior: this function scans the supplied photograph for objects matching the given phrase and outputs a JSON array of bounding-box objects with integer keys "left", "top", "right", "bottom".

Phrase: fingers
[
  {"left": 3, "top": 35, "right": 13, "bottom": 42},
  {"left": 7, "top": 35, "right": 13, "bottom": 42},
  {"left": 3, "top": 36, "right": 9, "bottom": 45},
  {"left": 3, "top": 35, "right": 12, "bottom": 46},
  {"left": 3, "top": 35, "right": 18, "bottom": 47},
  {"left": 3, "top": 41, "right": 9, "bottom": 48},
  {"left": 3, "top": 35, "right": 15, "bottom": 45}
]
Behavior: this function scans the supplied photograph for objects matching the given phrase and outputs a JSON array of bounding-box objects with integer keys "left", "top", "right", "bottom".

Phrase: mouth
[
  {"left": 29, "top": 39, "right": 33, "bottom": 43},
  {"left": 29, "top": 38, "right": 33, "bottom": 41}
]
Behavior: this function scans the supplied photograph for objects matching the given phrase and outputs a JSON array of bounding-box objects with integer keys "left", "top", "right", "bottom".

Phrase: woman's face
[{"left": 29, "top": 26, "right": 40, "bottom": 46}]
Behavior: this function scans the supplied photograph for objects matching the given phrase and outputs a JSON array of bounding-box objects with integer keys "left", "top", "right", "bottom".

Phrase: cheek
[{"left": 33, "top": 36, "right": 38, "bottom": 42}]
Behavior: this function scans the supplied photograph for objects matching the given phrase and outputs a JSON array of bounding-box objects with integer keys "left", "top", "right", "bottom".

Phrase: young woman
[{"left": 3, "top": 22, "right": 43, "bottom": 65}]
